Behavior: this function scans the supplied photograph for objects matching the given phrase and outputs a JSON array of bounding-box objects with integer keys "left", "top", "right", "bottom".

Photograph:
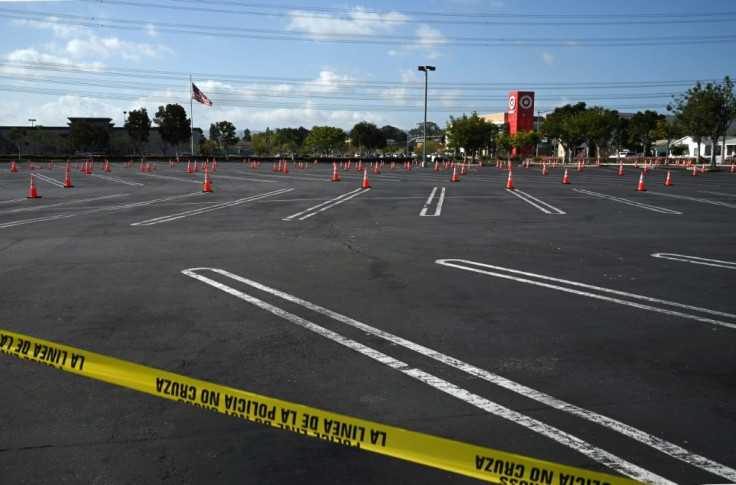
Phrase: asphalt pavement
[{"left": 1, "top": 159, "right": 734, "bottom": 484}]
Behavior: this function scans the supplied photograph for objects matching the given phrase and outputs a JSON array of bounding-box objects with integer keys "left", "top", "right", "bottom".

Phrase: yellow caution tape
[{"left": 1, "top": 329, "right": 641, "bottom": 484}]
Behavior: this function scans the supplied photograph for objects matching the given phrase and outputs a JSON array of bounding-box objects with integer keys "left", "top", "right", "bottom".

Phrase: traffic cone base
[
  {"left": 562, "top": 168, "right": 570, "bottom": 184},
  {"left": 664, "top": 171, "right": 673, "bottom": 186}
]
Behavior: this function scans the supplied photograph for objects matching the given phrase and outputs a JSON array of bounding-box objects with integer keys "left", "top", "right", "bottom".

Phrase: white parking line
[
  {"left": 435, "top": 259, "right": 736, "bottom": 330},
  {"left": 0, "top": 192, "right": 204, "bottom": 229},
  {"left": 652, "top": 253, "right": 736, "bottom": 270},
  {"left": 182, "top": 267, "right": 673, "bottom": 484},
  {"left": 649, "top": 191, "right": 736, "bottom": 209},
  {"left": 91, "top": 174, "right": 145, "bottom": 186},
  {"left": 507, "top": 189, "right": 566, "bottom": 214},
  {"left": 0, "top": 194, "right": 127, "bottom": 215},
  {"left": 132, "top": 188, "right": 293, "bottom": 226},
  {"left": 419, "top": 187, "right": 445, "bottom": 216},
  {"left": 32, "top": 173, "right": 65, "bottom": 188},
  {"left": 573, "top": 189, "right": 682, "bottom": 214},
  {"left": 136, "top": 172, "right": 201, "bottom": 184},
  {"left": 283, "top": 188, "right": 369, "bottom": 221}
]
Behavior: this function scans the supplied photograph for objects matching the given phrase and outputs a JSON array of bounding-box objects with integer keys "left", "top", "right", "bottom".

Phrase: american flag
[{"left": 191, "top": 83, "right": 213, "bottom": 106}]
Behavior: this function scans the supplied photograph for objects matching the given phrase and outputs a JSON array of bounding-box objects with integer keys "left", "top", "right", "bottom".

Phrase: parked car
[{"left": 608, "top": 151, "right": 637, "bottom": 159}]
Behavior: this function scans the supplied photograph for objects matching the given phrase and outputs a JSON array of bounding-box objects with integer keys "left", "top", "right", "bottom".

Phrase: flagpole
[{"left": 189, "top": 75, "right": 194, "bottom": 156}]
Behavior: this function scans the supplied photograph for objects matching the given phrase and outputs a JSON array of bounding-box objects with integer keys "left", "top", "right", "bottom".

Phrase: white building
[{"left": 652, "top": 136, "right": 736, "bottom": 162}]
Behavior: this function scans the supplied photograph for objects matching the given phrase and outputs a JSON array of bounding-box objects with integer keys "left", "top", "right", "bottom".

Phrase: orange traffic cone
[
  {"left": 434, "top": 161, "right": 440, "bottom": 171},
  {"left": 692, "top": 166, "right": 698, "bottom": 177},
  {"left": 541, "top": 163, "right": 548, "bottom": 176},
  {"left": 28, "top": 174, "right": 40, "bottom": 198},
  {"left": 203, "top": 168, "right": 212, "bottom": 192},
  {"left": 731, "top": 164, "right": 735, "bottom": 173},
  {"left": 618, "top": 161, "right": 624, "bottom": 176},
  {"left": 63, "top": 171, "right": 73, "bottom": 188},
  {"left": 361, "top": 167, "right": 371, "bottom": 189},
  {"left": 187, "top": 161, "right": 192, "bottom": 173},
  {"left": 637, "top": 172, "right": 646, "bottom": 191},
  {"left": 332, "top": 165, "right": 340, "bottom": 182},
  {"left": 104, "top": 160, "right": 111, "bottom": 172},
  {"left": 506, "top": 171, "right": 515, "bottom": 189},
  {"left": 10, "top": 160, "right": 17, "bottom": 172},
  {"left": 283, "top": 162, "right": 289, "bottom": 174},
  {"left": 664, "top": 170, "right": 673, "bottom": 186},
  {"left": 451, "top": 167, "right": 459, "bottom": 182},
  {"left": 374, "top": 163, "right": 380, "bottom": 174},
  {"left": 460, "top": 163, "right": 467, "bottom": 175},
  {"left": 562, "top": 168, "right": 570, "bottom": 184}
]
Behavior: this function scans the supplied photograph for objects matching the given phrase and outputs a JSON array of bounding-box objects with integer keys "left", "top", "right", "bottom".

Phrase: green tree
[
  {"left": 251, "top": 131, "right": 270, "bottom": 156},
  {"left": 154, "top": 104, "right": 191, "bottom": 157},
  {"left": 29, "top": 126, "right": 69, "bottom": 155},
  {"left": 305, "top": 126, "right": 346, "bottom": 155},
  {"left": 409, "top": 121, "right": 442, "bottom": 139},
  {"left": 628, "top": 110, "right": 664, "bottom": 156},
  {"left": 274, "top": 127, "right": 308, "bottom": 158},
  {"left": 7, "top": 127, "right": 27, "bottom": 158},
  {"left": 649, "top": 118, "right": 683, "bottom": 159},
  {"left": 242, "top": 128, "right": 252, "bottom": 142},
  {"left": 510, "top": 130, "right": 542, "bottom": 156},
  {"left": 380, "top": 125, "right": 407, "bottom": 146},
  {"left": 209, "top": 121, "right": 239, "bottom": 159},
  {"left": 669, "top": 76, "right": 736, "bottom": 166},
  {"left": 575, "top": 107, "right": 620, "bottom": 159},
  {"left": 199, "top": 137, "right": 217, "bottom": 156},
  {"left": 445, "top": 112, "right": 499, "bottom": 158},
  {"left": 350, "top": 121, "right": 385, "bottom": 153},
  {"left": 125, "top": 108, "right": 151, "bottom": 155},
  {"left": 70, "top": 121, "right": 110, "bottom": 153},
  {"left": 540, "top": 102, "right": 588, "bottom": 162}
]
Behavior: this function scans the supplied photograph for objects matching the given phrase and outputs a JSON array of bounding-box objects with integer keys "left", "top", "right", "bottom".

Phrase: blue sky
[{"left": 0, "top": 0, "right": 734, "bottom": 136}]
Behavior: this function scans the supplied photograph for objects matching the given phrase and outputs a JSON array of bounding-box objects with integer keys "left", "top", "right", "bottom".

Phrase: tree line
[{"left": 2, "top": 78, "right": 733, "bottom": 165}]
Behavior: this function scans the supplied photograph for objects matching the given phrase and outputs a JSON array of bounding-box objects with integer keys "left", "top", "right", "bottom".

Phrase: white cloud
[
  {"left": 145, "top": 23, "right": 158, "bottom": 38},
  {"left": 541, "top": 52, "right": 556, "bottom": 67},
  {"left": 286, "top": 7, "right": 409, "bottom": 40},
  {"left": 388, "top": 24, "right": 448, "bottom": 59},
  {"left": 10, "top": 16, "right": 170, "bottom": 62},
  {"left": 1, "top": 48, "right": 106, "bottom": 79}
]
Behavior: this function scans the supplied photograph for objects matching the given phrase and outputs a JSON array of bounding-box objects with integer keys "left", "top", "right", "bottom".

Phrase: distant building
[
  {"left": 0, "top": 117, "right": 204, "bottom": 157},
  {"left": 653, "top": 136, "right": 736, "bottom": 161}
]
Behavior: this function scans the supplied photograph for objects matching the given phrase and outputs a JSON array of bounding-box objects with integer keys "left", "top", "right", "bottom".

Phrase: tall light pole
[
  {"left": 28, "top": 118, "right": 36, "bottom": 128},
  {"left": 417, "top": 65, "right": 435, "bottom": 167}
]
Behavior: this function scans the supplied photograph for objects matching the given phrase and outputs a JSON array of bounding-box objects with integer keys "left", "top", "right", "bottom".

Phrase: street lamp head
[{"left": 417, "top": 65, "right": 436, "bottom": 72}]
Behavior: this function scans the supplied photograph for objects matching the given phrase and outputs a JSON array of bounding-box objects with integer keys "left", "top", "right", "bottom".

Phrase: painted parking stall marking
[
  {"left": 0, "top": 192, "right": 204, "bottom": 229},
  {"left": 0, "top": 329, "right": 643, "bottom": 485},
  {"left": 652, "top": 253, "right": 736, "bottom": 270},
  {"left": 131, "top": 188, "right": 294, "bottom": 226},
  {"left": 507, "top": 188, "right": 566, "bottom": 214},
  {"left": 136, "top": 172, "right": 201, "bottom": 184},
  {"left": 181, "top": 267, "right": 684, "bottom": 484},
  {"left": 435, "top": 259, "right": 736, "bottom": 331},
  {"left": 0, "top": 194, "right": 127, "bottom": 215},
  {"left": 573, "top": 189, "right": 682, "bottom": 214},
  {"left": 181, "top": 266, "right": 736, "bottom": 483},
  {"left": 31, "top": 172, "right": 66, "bottom": 188},
  {"left": 648, "top": 191, "right": 736, "bottom": 209},
  {"left": 91, "top": 173, "right": 145, "bottom": 186},
  {"left": 284, "top": 188, "right": 369, "bottom": 221},
  {"left": 420, "top": 187, "right": 446, "bottom": 216}
]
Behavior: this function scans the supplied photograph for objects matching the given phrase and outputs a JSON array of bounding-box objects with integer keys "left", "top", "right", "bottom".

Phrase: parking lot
[{"left": 1, "top": 159, "right": 735, "bottom": 484}]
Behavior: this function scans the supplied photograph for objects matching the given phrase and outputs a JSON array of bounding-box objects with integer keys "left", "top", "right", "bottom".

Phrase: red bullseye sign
[
  {"left": 519, "top": 95, "right": 533, "bottom": 110},
  {"left": 508, "top": 95, "right": 516, "bottom": 112}
]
